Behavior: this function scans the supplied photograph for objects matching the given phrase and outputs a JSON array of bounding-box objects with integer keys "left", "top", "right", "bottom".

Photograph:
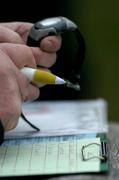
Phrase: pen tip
[
  {"left": 55, "top": 76, "right": 66, "bottom": 84},
  {"left": 66, "top": 81, "right": 80, "bottom": 91}
]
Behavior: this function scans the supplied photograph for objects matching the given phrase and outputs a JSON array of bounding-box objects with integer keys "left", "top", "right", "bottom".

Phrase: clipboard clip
[{"left": 81, "top": 142, "right": 108, "bottom": 162}]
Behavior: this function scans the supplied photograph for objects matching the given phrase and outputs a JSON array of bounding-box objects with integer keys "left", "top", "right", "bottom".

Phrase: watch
[
  {"left": 0, "top": 120, "right": 4, "bottom": 145},
  {"left": 27, "top": 16, "right": 85, "bottom": 84}
]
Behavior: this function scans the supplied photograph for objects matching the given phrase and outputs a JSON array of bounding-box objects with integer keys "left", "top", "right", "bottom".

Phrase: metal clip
[{"left": 81, "top": 142, "right": 108, "bottom": 162}]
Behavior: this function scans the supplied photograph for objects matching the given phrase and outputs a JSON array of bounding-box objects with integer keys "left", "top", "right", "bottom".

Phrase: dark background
[
  {"left": 0, "top": 1, "right": 85, "bottom": 100},
  {"left": 0, "top": 1, "right": 118, "bottom": 122}
]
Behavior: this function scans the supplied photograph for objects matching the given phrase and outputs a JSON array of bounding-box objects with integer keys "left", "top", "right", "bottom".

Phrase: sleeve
[{"left": 0, "top": 120, "right": 4, "bottom": 145}]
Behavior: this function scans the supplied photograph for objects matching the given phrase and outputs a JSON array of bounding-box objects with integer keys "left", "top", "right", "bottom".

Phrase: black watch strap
[{"left": 0, "top": 120, "right": 4, "bottom": 145}]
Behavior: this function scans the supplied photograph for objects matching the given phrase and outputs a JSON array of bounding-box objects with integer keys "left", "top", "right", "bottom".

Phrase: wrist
[{"left": 0, "top": 119, "right": 4, "bottom": 145}]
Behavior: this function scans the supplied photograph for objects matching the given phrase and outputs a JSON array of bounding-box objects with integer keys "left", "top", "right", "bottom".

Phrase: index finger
[
  {"left": 0, "top": 22, "right": 33, "bottom": 43},
  {"left": 0, "top": 22, "right": 62, "bottom": 52}
]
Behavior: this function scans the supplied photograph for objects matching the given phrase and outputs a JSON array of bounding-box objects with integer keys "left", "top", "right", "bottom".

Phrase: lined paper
[{"left": 0, "top": 138, "right": 100, "bottom": 177}]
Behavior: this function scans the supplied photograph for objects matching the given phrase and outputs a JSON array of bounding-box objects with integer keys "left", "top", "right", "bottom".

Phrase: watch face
[{"left": 40, "top": 17, "right": 61, "bottom": 26}]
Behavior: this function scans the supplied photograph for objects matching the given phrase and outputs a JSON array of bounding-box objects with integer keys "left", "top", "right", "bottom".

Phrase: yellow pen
[{"left": 21, "top": 67, "right": 66, "bottom": 85}]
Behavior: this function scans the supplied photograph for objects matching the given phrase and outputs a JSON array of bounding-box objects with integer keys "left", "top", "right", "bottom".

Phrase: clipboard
[{"left": 0, "top": 99, "right": 109, "bottom": 177}]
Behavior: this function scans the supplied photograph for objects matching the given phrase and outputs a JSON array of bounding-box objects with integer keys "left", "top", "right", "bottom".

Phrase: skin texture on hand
[{"left": 0, "top": 22, "right": 62, "bottom": 131}]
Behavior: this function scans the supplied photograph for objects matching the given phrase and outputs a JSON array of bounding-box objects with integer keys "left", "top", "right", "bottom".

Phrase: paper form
[
  {"left": 0, "top": 138, "right": 101, "bottom": 177},
  {"left": 5, "top": 99, "right": 108, "bottom": 139}
]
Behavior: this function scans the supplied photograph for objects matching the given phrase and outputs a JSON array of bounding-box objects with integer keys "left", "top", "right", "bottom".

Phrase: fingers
[
  {"left": 0, "top": 52, "right": 22, "bottom": 130},
  {"left": 0, "top": 50, "right": 40, "bottom": 130},
  {"left": 0, "top": 23, "right": 62, "bottom": 68},
  {"left": 0, "top": 22, "right": 62, "bottom": 53},
  {"left": 0, "top": 45, "right": 40, "bottom": 101},
  {"left": 0, "top": 25, "right": 24, "bottom": 44},
  {"left": 26, "top": 84, "right": 40, "bottom": 101},
  {"left": 0, "top": 90, "right": 21, "bottom": 131},
  {"left": 0, "top": 43, "right": 57, "bottom": 68},
  {"left": 0, "top": 43, "right": 36, "bottom": 68},
  {"left": 31, "top": 47, "right": 57, "bottom": 67},
  {"left": 30, "top": 36, "right": 61, "bottom": 67},
  {"left": 0, "top": 22, "right": 33, "bottom": 43},
  {"left": 16, "top": 71, "right": 40, "bottom": 102},
  {"left": 0, "top": 22, "right": 62, "bottom": 51}
]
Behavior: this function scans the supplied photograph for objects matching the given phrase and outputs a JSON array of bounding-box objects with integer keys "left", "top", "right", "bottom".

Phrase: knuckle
[
  {"left": 12, "top": 34, "right": 23, "bottom": 44},
  {"left": 23, "top": 45, "right": 33, "bottom": 58},
  {"left": 22, "top": 45, "right": 36, "bottom": 67}
]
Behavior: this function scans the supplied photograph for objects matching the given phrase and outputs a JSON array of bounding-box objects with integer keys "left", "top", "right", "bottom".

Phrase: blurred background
[{"left": 0, "top": 0, "right": 118, "bottom": 122}]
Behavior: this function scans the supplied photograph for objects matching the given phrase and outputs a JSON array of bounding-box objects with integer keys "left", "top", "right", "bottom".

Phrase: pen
[
  {"left": 21, "top": 67, "right": 66, "bottom": 132},
  {"left": 21, "top": 66, "right": 80, "bottom": 131},
  {"left": 21, "top": 67, "right": 66, "bottom": 85}
]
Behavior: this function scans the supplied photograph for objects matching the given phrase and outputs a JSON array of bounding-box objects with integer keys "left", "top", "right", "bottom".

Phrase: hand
[
  {"left": 0, "top": 22, "right": 62, "bottom": 131},
  {"left": 0, "top": 22, "right": 61, "bottom": 51}
]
